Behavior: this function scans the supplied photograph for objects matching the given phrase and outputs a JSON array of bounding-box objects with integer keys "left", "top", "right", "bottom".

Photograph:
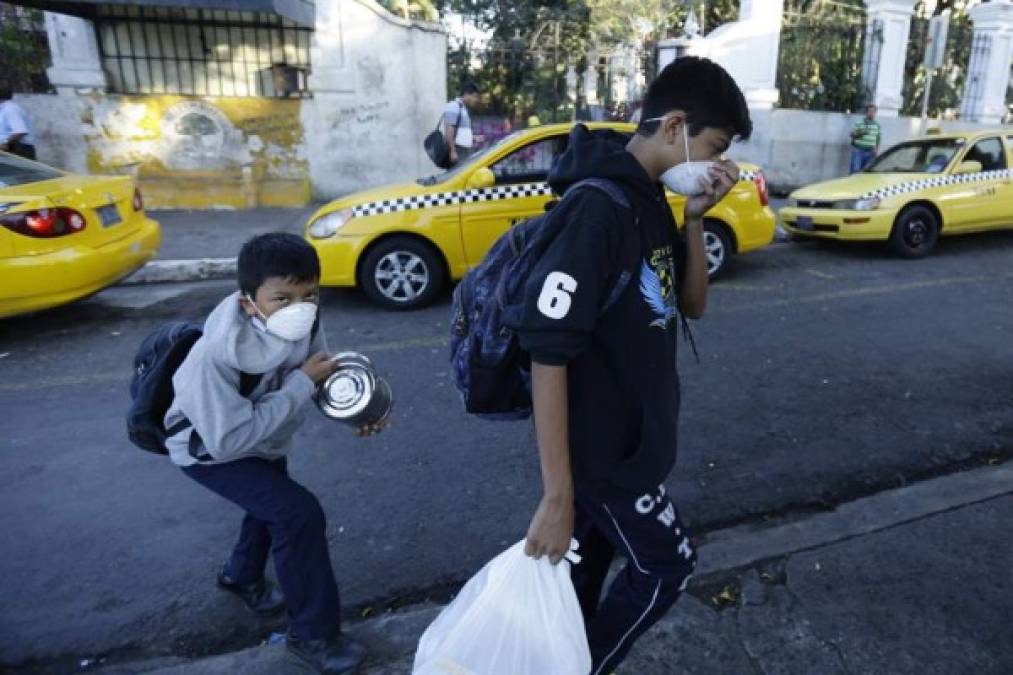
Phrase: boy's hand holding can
[{"left": 300, "top": 352, "right": 340, "bottom": 385}]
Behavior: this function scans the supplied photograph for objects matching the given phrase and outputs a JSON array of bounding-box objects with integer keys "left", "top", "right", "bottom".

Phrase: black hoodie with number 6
[{"left": 514, "top": 124, "right": 690, "bottom": 496}]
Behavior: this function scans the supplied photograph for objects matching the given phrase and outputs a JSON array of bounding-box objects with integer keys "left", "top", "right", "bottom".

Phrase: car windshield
[
  {"left": 0, "top": 154, "right": 63, "bottom": 188},
  {"left": 416, "top": 131, "right": 527, "bottom": 186},
  {"left": 865, "top": 139, "right": 963, "bottom": 174}
]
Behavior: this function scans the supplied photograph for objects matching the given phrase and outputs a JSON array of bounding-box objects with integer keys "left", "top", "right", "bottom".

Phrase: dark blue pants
[
  {"left": 182, "top": 457, "right": 341, "bottom": 640},
  {"left": 850, "top": 147, "right": 875, "bottom": 173},
  {"left": 571, "top": 483, "right": 697, "bottom": 675}
]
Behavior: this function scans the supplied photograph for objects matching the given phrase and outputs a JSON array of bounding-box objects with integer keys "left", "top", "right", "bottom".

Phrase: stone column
[
  {"left": 307, "top": 0, "right": 356, "bottom": 94},
  {"left": 44, "top": 12, "right": 107, "bottom": 94},
  {"left": 961, "top": 0, "right": 1013, "bottom": 124},
  {"left": 584, "top": 48, "right": 599, "bottom": 104},
  {"left": 862, "top": 0, "right": 917, "bottom": 117},
  {"left": 735, "top": 0, "right": 785, "bottom": 109}
]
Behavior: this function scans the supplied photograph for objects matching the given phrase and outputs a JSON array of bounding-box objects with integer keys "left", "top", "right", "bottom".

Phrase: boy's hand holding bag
[{"left": 412, "top": 539, "right": 591, "bottom": 675}]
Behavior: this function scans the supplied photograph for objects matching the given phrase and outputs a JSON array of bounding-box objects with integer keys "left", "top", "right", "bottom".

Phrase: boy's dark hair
[
  {"left": 637, "top": 57, "right": 751, "bottom": 140},
  {"left": 461, "top": 81, "right": 480, "bottom": 96},
  {"left": 238, "top": 233, "right": 320, "bottom": 296}
]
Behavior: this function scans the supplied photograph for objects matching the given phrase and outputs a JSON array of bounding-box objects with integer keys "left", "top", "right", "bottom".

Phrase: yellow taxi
[
  {"left": 781, "top": 130, "right": 1013, "bottom": 257},
  {"left": 0, "top": 152, "right": 161, "bottom": 318},
  {"left": 306, "top": 122, "right": 776, "bottom": 309}
]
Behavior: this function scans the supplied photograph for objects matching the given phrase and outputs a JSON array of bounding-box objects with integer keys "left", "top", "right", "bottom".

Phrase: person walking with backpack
[
  {"left": 443, "top": 82, "right": 480, "bottom": 166},
  {"left": 514, "top": 57, "right": 751, "bottom": 674},
  {"left": 158, "top": 233, "right": 385, "bottom": 674}
]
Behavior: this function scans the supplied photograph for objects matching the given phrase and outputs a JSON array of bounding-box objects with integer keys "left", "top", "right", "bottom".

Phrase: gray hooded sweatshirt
[{"left": 164, "top": 291, "right": 326, "bottom": 467}]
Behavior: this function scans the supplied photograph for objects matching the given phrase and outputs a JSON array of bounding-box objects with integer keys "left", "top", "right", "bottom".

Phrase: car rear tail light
[
  {"left": 133, "top": 187, "right": 144, "bottom": 212},
  {"left": 0, "top": 208, "right": 87, "bottom": 238},
  {"left": 754, "top": 170, "right": 769, "bottom": 207}
]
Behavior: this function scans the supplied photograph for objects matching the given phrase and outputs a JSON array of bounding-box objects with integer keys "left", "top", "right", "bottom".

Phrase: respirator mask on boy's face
[
  {"left": 644, "top": 116, "right": 716, "bottom": 197},
  {"left": 246, "top": 295, "right": 317, "bottom": 342}
]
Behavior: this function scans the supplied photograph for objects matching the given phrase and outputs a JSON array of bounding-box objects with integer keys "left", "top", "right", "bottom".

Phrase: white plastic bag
[{"left": 412, "top": 540, "right": 592, "bottom": 675}]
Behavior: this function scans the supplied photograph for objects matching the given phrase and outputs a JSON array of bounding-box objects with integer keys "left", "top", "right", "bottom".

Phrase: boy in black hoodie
[{"left": 517, "top": 57, "right": 752, "bottom": 673}]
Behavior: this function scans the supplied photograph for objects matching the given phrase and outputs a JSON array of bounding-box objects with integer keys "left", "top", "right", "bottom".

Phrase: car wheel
[
  {"left": 703, "top": 221, "right": 733, "bottom": 279},
  {"left": 359, "top": 237, "right": 445, "bottom": 310},
  {"left": 889, "top": 205, "right": 939, "bottom": 259}
]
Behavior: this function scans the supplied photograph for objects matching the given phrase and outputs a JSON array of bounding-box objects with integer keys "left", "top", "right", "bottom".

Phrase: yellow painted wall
[{"left": 82, "top": 95, "right": 310, "bottom": 210}]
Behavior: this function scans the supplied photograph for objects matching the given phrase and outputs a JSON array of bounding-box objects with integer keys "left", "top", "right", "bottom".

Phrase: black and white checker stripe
[
  {"left": 860, "top": 168, "right": 1013, "bottom": 200},
  {"left": 351, "top": 183, "right": 554, "bottom": 218},
  {"left": 349, "top": 173, "right": 758, "bottom": 219}
]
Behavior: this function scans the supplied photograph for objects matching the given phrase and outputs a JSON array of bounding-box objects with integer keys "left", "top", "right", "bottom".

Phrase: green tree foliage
[
  {"left": 435, "top": 0, "right": 740, "bottom": 120},
  {"left": 0, "top": 3, "right": 51, "bottom": 94},
  {"left": 900, "top": 0, "right": 974, "bottom": 117},
  {"left": 775, "top": 0, "right": 869, "bottom": 113}
]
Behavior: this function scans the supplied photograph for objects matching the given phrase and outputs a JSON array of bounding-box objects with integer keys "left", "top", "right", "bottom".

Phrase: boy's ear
[
  {"left": 662, "top": 112, "right": 687, "bottom": 144},
  {"left": 238, "top": 294, "right": 257, "bottom": 317}
]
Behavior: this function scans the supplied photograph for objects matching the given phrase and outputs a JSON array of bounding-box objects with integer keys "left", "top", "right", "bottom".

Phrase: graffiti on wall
[{"left": 82, "top": 96, "right": 310, "bottom": 209}]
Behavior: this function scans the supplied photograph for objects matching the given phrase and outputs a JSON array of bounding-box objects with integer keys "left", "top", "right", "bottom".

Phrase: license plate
[
  {"left": 97, "top": 204, "right": 121, "bottom": 227},
  {"left": 796, "top": 216, "right": 814, "bottom": 231}
]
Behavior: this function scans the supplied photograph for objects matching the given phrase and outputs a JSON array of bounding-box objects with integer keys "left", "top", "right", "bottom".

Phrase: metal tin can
[{"left": 316, "top": 352, "right": 393, "bottom": 427}]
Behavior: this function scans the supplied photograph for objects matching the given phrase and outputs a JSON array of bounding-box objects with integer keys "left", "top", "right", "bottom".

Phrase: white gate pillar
[
  {"left": 863, "top": 0, "right": 917, "bottom": 117},
  {"left": 735, "top": 0, "right": 785, "bottom": 109},
  {"left": 961, "top": 1, "right": 1013, "bottom": 124},
  {"left": 44, "top": 12, "right": 107, "bottom": 94}
]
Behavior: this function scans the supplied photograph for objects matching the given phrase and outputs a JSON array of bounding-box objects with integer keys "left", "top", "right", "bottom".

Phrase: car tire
[
  {"left": 703, "top": 220, "right": 734, "bottom": 279},
  {"left": 889, "top": 205, "right": 939, "bottom": 259},
  {"left": 359, "top": 236, "right": 446, "bottom": 310}
]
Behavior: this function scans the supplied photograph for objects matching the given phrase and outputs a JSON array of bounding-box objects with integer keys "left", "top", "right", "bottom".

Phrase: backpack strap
[
  {"left": 169, "top": 317, "right": 320, "bottom": 459},
  {"left": 561, "top": 178, "right": 640, "bottom": 317}
]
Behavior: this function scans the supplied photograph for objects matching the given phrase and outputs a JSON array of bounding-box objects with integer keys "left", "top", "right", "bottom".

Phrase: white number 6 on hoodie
[{"left": 537, "top": 272, "right": 577, "bottom": 320}]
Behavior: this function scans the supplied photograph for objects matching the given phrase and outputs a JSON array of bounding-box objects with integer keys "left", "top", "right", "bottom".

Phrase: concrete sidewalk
[
  {"left": 94, "top": 462, "right": 1013, "bottom": 675},
  {"left": 121, "top": 207, "right": 318, "bottom": 284},
  {"left": 122, "top": 202, "right": 792, "bottom": 285}
]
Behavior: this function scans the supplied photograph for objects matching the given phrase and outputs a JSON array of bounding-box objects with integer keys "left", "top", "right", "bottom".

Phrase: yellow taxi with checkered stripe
[
  {"left": 781, "top": 130, "right": 1013, "bottom": 258},
  {"left": 305, "top": 122, "right": 776, "bottom": 309},
  {"left": 0, "top": 152, "right": 161, "bottom": 318}
]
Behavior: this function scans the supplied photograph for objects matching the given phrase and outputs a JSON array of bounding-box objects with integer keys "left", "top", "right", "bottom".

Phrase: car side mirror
[
  {"left": 466, "top": 167, "right": 495, "bottom": 189},
  {"left": 954, "top": 160, "right": 982, "bottom": 175}
]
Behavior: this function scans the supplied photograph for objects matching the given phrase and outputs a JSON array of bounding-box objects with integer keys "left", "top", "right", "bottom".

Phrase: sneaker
[
  {"left": 216, "top": 566, "right": 286, "bottom": 617},
  {"left": 286, "top": 633, "right": 366, "bottom": 674}
]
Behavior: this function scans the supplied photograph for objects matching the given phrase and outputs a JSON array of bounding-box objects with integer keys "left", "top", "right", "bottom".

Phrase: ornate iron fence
[
  {"left": 776, "top": 0, "right": 870, "bottom": 113},
  {"left": 900, "top": 7, "right": 975, "bottom": 117}
]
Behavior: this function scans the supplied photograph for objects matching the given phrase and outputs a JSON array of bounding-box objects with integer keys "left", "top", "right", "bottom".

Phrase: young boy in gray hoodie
[{"left": 165, "top": 233, "right": 382, "bottom": 674}]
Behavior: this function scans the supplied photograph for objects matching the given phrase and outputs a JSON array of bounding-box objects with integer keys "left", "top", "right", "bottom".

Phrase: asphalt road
[{"left": 3, "top": 230, "right": 1013, "bottom": 670}]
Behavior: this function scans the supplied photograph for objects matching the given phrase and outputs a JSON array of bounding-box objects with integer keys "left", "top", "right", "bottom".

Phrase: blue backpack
[{"left": 450, "top": 178, "right": 639, "bottom": 420}]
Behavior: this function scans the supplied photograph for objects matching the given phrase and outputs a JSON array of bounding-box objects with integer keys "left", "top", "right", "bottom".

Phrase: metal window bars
[{"left": 93, "top": 5, "right": 311, "bottom": 97}]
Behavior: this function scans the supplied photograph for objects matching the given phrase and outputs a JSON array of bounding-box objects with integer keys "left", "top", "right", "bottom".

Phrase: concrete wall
[
  {"left": 13, "top": 0, "right": 446, "bottom": 208},
  {"left": 16, "top": 93, "right": 310, "bottom": 210},
  {"left": 729, "top": 108, "right": 1009, "bottom": 192},
  {"left": 301, "top": 0, "right": 447, "bottom": 199}
]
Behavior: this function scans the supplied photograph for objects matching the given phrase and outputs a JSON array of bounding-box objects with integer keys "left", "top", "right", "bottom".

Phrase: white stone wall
[
  {"left": 301, "top": 0, "right": 447, "bottom": 199},
  {"left": 729, "top": 108, "right": 1005, "bottom": 192}
]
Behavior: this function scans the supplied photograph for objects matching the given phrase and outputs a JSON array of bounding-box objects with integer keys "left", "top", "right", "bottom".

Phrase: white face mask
[
  {"left": 246, "top": 295, "right": 318, "bottom": 342},
  {"left": 646, "top": 117, "right": 716, "bottom": 196}
]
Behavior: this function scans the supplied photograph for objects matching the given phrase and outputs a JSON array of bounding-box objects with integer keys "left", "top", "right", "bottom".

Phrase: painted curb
[{"left": 119, "top": 258, "right": 238, "bottom": 285}]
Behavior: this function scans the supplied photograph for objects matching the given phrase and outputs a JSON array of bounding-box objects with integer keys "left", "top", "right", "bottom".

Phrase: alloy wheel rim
[{"left": 375, "top": 252, "right": 429, "bottom": 302}]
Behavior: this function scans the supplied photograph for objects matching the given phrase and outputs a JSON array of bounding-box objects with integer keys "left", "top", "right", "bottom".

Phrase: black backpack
[
  {"left": 424, "top": 102, "right": 463, "bottom": 169},
  {"left": 449, "top": 179, "right": 639, "bottom": 420},
  {"left": 126, "top": 322, "right": 262, "bottom": 455}
]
